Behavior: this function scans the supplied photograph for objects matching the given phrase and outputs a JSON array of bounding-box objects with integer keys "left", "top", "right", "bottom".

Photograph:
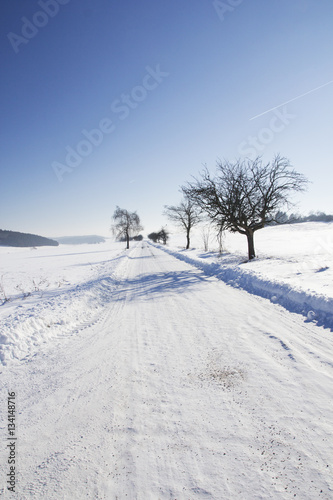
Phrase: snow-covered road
[{"left": 1, "top": 242, "right": 332, "bottom": 499}]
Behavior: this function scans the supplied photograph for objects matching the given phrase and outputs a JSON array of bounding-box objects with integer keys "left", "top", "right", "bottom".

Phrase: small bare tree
[
  {"left": 111, "top": 206, "right": 143, "bottom": 249},
  {"left": 216, "top": 222, "right": 225, "bottom": 255},
  {"left": 201, "top": 225, "right": 211, "bottom": 252},
  {"left": 164, "top": 196, "right": 201, "bottom": 250},
  {"left": 184, "top": 155, "right": 308, "bottom": 260}
]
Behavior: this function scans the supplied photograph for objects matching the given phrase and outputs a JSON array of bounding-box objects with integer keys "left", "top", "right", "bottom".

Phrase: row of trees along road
[
  {"left": 166, "top": 155, "right": 308, "bottom": 260},
  {"left": 111, "top": 156, "right": 308, "bottom": 259}
]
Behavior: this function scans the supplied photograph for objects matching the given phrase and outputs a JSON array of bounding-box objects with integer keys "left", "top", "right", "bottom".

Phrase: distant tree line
[
  {"left": 118, "top": 234, "right": 143, "bottom": 242},
  {"left": 56, "top": 235, "right": 105, "bottom": 245},
  {"left": 0, "top": 229, "right": 59, "bottom": 247},
  {"left": 271, "top": 211, "right": 333, "bottom": 225}
]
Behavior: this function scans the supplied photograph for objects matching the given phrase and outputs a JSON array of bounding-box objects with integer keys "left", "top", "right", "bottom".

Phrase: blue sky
[{"left": 1, "top": 0, "right": 332, "bottom": 237}]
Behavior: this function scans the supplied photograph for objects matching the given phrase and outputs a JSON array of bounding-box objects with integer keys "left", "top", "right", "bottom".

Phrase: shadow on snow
[{"left": 118, "top": 270, "right": 210, "bottom": 301}]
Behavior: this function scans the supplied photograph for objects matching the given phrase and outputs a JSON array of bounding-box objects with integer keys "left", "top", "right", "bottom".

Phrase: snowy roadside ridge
[
  {"left": 0, "top": 251, "right": 128, "bottom": 366},
  {"left": 152, "top": 243, "right": 333, "bottom": 331}
]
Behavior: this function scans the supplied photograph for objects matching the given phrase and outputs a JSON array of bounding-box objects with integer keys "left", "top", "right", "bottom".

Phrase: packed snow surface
[{"left": 0, "top": 227, "right": 332, "bottom": 499}]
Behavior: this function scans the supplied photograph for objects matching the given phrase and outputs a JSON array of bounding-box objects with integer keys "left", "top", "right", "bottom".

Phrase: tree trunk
[
  {"left": 126, "top": 233, "right": 130, "bottom": 249},
  {"left": 246, "top": 230, "right": 255, "bottom": 260},
  {"left": 186, "top": 229, "right": 190, "bottom": 250}
]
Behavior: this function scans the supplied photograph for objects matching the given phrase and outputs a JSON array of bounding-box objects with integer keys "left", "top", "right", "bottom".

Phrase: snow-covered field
[
  {"left": 0, "top": 241, "right": 127, "bottom": 364},
  {"left": 163, "top": 222, "right": 333, "bottom": 329},
  {"left": 0, "top": 224, "right": 332, "bottom": 499},
  {"left": 166, "top": 221, "right": 333, "bottom": 295}
]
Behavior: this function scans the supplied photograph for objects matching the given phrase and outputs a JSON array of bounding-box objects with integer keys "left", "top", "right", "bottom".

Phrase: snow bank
[
  {"left": 153, "top": 242, "right": 333, "bottom": 331},
  {"left": 0, "top": 242, "right": 127, "bottom": 365},
  {"left": 0, "top": 276, "right": 117, "bottom": 365}
]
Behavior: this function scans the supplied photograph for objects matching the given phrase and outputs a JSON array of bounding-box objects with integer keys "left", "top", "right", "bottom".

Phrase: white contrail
[{"left": 250, "top": 79, "right": 333, "bottom": 121}]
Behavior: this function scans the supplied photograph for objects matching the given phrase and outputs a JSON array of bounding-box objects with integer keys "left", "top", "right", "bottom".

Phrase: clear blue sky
[{"left": 1, "top": 0, "right": 332, "bottom": 237}]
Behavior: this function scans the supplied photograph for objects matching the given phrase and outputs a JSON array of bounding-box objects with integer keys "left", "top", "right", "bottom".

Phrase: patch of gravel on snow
[{"left": 198, "top": 365, "right": 246, "bottom": 388}]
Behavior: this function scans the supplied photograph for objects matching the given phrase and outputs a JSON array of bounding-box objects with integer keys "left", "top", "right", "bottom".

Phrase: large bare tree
[
  {"left": 164, "top": 196, "right": 201, "bottom": 249},
  {"left": 111, "top": 206, "right": 143, "bottom": 249},
  {"left": 183, "top": 155, "right": 308, "bottom": 260}
]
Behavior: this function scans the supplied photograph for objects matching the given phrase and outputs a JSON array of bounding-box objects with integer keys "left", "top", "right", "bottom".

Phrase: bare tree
[
  {"left": 216, "top": 222, "right": 225, "bottom": 255},
  {"left": 148, "top": 227, "right": 169, "bottom": 245},
  {"left": 164, "top": 196, "right": 201, "bottom": 250},
  {"left": 158, "top": 227, "right": 169, "bottom": 245},
  {"left": 184, "top": 155, "right": 308, "bottom": 260},
  {"left": 147, "top": 232, "right": 160, "bottom": 243},
  {"left": 111, "top": 206, "right": 143, "bottom": 249},
  {"left": 201, "top": 224, "right": 211, "bottom": 252}
]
